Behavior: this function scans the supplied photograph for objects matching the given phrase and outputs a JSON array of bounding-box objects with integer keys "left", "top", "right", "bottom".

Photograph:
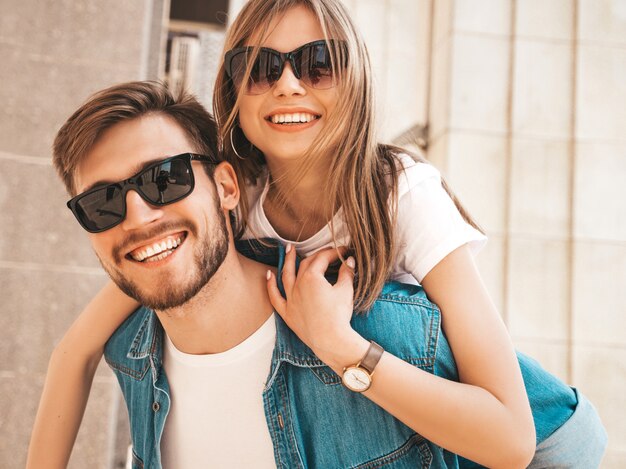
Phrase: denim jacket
[{"left": 104, "top": 240, "right": 605, "bottom": 468}]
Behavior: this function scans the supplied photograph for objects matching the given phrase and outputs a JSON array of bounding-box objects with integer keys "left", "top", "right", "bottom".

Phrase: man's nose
[
  {"left": 120, "top": 190, "right": 164, "bottom": 231},
  {"left": 272, "top": 62, "right": 307, "bottom": 97}
]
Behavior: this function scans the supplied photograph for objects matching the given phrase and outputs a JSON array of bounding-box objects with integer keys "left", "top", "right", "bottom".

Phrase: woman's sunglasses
[
  {"left": 67, "top": 153, "right": 217, "bottom": 233},
  {"left": 224, "top": 39, "right": 346, "bottom": 95}
]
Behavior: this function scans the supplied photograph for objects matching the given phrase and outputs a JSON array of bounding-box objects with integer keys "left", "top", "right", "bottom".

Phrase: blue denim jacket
[{"left": 104, "top": 240, "right": 606, "bottom": 468}]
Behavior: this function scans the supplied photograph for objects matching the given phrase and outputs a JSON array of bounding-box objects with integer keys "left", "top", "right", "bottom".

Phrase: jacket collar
[{"left": 126, "top": 307, "right": 161, "bottom": 359}]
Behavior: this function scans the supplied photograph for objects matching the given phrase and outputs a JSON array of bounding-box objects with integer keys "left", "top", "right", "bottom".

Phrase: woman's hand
[{"left": 266, "top": 245, "right": 366, "bottom": 367}]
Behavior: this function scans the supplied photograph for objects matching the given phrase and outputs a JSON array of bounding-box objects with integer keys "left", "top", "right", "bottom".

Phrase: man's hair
[{"left": 53, "top": 80, "right": 220, "bottom": 196}]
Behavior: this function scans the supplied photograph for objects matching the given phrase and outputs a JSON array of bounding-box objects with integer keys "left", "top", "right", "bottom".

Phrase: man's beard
[{"left": 97, "top": 209, "right": 229, "bottom": 311}]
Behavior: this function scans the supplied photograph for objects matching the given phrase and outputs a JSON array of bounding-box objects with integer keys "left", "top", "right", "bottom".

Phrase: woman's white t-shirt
[{"left": 243, "top": 154, "right": 487, "bottom": 284}]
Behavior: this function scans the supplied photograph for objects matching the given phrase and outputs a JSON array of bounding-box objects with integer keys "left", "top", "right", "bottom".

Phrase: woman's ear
[{"left": 213, "top": 161, "right": 240, "bottom": 211}]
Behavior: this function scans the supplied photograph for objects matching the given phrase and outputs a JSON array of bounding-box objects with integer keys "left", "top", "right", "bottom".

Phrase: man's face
[{"left": 74, "top": 114, "right": 229, "bottom": 311}]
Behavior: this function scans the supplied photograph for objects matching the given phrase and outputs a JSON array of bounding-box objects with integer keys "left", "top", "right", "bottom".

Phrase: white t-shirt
[
  {"left": 244, "top": 154, "right": 487, "bottom": 284},
  {"left": 160, "top": 313, "right": 277, "bottom": 469}
]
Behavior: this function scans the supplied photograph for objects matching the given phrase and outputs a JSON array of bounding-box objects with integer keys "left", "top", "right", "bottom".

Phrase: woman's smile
[{"left": 264, "top": 107, "right": 322, "bottom": 133}]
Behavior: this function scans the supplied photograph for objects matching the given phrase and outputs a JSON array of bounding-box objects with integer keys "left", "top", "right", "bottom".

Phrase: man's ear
[{"left": 212, "top": 162, "right": 240, "bottom": 211}]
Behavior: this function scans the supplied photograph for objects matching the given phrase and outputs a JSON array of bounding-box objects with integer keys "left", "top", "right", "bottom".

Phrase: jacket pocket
[
  {"left": 308, "top": 365, "right": 342, "bottom": 385},
  {"left": 352, "top": 434, "right": 433, "bottom": 469}
]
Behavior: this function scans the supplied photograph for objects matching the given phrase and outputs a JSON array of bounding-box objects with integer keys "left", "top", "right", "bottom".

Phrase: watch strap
[{"left": 359, "top": 341, "right": 384, "bottom": 374}]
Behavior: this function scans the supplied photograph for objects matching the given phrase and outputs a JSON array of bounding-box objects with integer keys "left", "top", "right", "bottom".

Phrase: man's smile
[{"left": 125, "top": 231, "right": 188, "bottom": 263}]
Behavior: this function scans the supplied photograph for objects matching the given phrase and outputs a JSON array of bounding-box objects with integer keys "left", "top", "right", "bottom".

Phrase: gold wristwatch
[{"left": 341, "top": 341, "right": 384, "bottom": 392}]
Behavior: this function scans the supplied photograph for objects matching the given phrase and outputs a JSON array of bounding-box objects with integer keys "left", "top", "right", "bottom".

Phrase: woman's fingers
[
  {"left": 302, "top": 246, "right": 348, "bottom": 276},
  {"left": 335, "top": 256, "right": 356, "bottom": 292},
  {"left": 281, "top": 243, "right": 297, "bottom": 297},
  {"left": 266, "top": 270, "right": 287, "bottom": 317}
]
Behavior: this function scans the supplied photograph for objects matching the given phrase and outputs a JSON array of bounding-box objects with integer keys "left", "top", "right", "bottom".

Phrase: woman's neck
[{"left": 263, "top": 159, "right": 336, "bottom": 241}]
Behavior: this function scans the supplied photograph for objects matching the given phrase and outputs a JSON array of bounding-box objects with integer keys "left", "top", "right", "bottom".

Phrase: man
[
  {"left": 53, "top": 81, "right": 280, "bottom": 468},
  {"left": 50, "top": 81, "right": 605, "bottom": 468}
]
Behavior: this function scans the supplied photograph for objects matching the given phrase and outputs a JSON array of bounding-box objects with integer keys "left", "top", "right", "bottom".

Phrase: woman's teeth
[
  {"left": 270, "top": 112, "right": 317, "bottom": 124},
  {"left": 131, "top": 235, "right": 184, "bottom": 262}
]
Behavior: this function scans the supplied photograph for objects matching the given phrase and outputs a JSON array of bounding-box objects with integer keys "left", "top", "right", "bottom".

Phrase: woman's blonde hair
[{"left": 214, "top": 0, "right": 481, "bottom": 311}]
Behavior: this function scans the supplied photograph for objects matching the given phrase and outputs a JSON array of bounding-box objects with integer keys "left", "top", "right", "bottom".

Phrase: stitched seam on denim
[
  {"left": 128, "top": 310, "right": 152, "bottom": 357},
  {"left": 428, "top": 307, "right": 441, "bottom": 374},
  {"left": 263, "top": 388, "right": 285, "bottom": 468},
  {"left": 376, "top": 294, "right": 438, "bottom": 310},
  {"left": 350, "top": 434, "right": 428, "bottom": 469},
  {"left": 426, "top": 304, "right": 438, "bottom": 365},
  {"left": 279, "top": 352, "right": 325, "bottom": 367},
  {"left": 310, "top": 366, "right": 341, "bottom": 385},
  {"left": 150, "top": 322, "right": 163, "bottom": 377},
  {"left": 278, "top": 372, "right": 305, "bottom": 468},
  {"left": 131, "top": 449, "right": 144, "bottom": 469},
  {"left": 151, "top": 360, "right": 170, "bottom": 467},
  {"left": 265, "top": 355, "right": 283, "bottom": 389},
  {"left": 417, "top": 439, "right": 433, "bottom": 469},
  {"left": 402, "top": 300, "right": 439, "bottom": 368},
  {"left": 104, "top": 356, "right": 149, "bottom": 380},
  {"left": 405, "top": 358, "right": 436, "bottom": 370}
]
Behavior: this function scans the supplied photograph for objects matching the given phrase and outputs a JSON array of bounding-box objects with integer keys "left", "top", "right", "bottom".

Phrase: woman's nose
[{"left": 272, "top": 62, "right": 307, "bottom": 97}]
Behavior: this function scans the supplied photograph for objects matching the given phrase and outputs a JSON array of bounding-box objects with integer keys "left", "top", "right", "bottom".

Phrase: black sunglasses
[
  {"left": 67, "top": 153, "right": 217, "bottom": 233},
  {"left": 224, "top": 39, "right": 346, "bottom": 95}
]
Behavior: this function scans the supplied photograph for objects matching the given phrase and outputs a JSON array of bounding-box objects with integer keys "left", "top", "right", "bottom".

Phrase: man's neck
[{"left": 155, "top": 250, "right": 275, "bottom": 355}]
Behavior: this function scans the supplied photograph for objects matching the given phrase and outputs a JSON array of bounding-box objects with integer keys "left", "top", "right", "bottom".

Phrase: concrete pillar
[{"left": 0, "top": 0, "right": 164, "bottom": 467}]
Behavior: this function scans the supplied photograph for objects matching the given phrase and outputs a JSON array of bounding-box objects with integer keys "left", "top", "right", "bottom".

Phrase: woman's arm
[
  {"left": 26, "top": 281, "right": 140, "bottom": 469},
  {"left": 267, "top": 245, "right": 535, "bottom": 469}
]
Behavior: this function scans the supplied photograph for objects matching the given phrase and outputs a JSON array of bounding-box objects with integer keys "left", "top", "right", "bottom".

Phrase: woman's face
[{"left": 236, "top": 6, "right": 339, "bottom": 167}]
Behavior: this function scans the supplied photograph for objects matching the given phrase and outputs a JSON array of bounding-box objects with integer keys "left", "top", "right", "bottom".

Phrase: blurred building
[{"left": 1, "top": 0, "right": 624, "bottom": 467}]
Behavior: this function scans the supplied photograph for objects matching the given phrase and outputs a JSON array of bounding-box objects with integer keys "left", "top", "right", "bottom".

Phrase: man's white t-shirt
[
  {"left": 160, "top": 155, "right": 486, "bottom": 467},
  {"left": 160, "top": 314, "right": 277, "bottom": 468}
]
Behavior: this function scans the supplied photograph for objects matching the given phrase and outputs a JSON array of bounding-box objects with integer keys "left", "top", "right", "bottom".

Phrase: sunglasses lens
[
  {"left": 74, "top": 185, "right": 125, "bottom": 232},
  {"left": 298, "top": 43, "right": 335, "bottom": 89},
  {"left": 230, "top": 50, "right": 282, "bottom": 95},
  {"left": 252, "top": 52, "right": 282, "bottom": 93},
  {"left": 137, "top": 157, "right": 194, "bottom": 204}
]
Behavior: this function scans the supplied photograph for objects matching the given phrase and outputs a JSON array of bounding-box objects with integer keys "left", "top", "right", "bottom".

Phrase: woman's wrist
[{"left": 315, "top": 329, "right": 370, "bottom": 374}]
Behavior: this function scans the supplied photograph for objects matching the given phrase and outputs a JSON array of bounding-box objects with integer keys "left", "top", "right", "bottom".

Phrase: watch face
[{"left": 342, "top": 366, "right": 371, "bottom": 392}]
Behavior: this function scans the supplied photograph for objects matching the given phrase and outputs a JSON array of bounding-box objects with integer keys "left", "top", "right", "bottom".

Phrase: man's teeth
[
  {"left": 131, "top": 236, "right": 183, "bottom": 262},
  {"left": 146, "top": 250, "right": 173, "bottom": 263},
  {"left": 270, "top": 113, "right": 317, "bottom": 124}
]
